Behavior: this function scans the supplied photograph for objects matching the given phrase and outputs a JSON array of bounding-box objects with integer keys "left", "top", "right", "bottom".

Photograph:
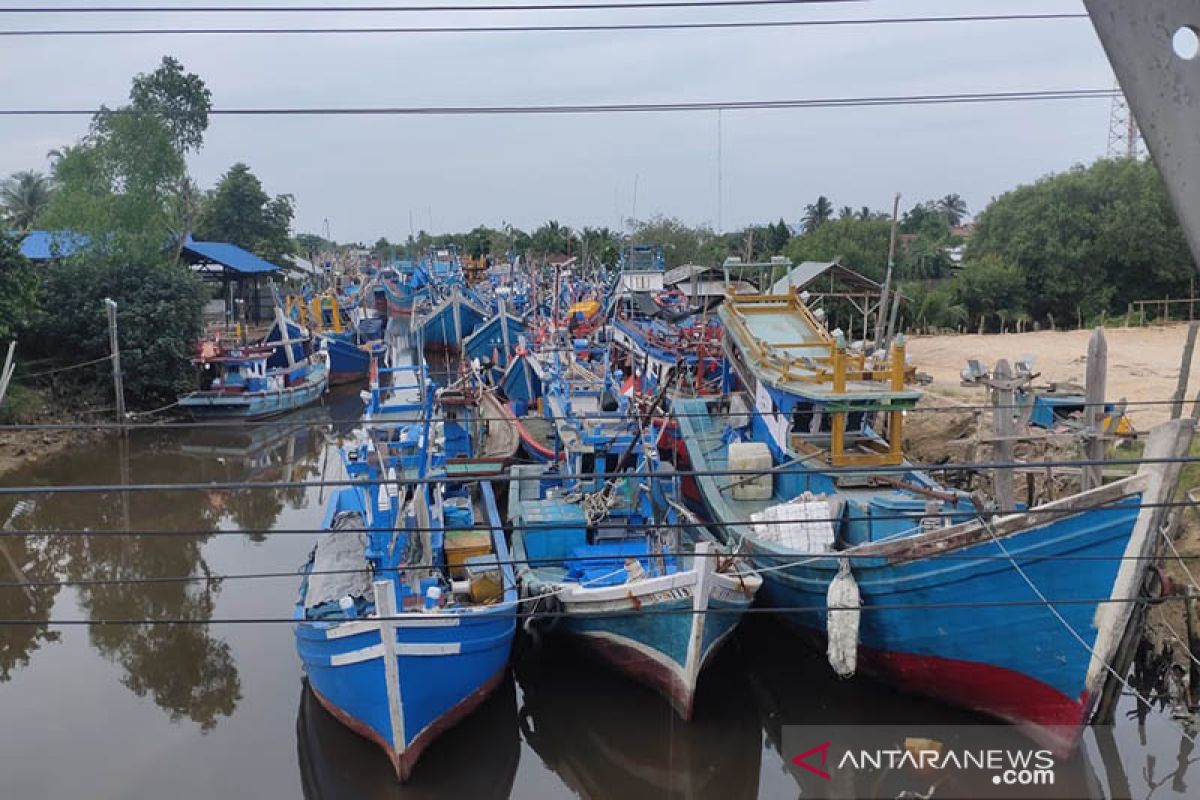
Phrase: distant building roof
[
  {"left": 181, "top": 235, "right": 279, "bottom": 275},
  {"left": 15, "top": 230, "right": 89, "bottom": 261},
  {"left": 770, "top": 260, "right": 884, "bottom": 295}
]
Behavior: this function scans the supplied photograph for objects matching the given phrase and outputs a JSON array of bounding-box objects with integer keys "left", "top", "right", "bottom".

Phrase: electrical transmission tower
[{"left": 1106, "top": 79, "right": 1141, "bottom": 159}]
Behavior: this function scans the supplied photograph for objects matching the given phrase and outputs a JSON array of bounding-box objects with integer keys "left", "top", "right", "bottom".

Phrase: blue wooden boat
[
  {"left": 508, "top": 362, "right": 760, "bottom": 718},
  {"left": 179, "top": 312, "right": 329, "bottom": 420},
  {"left": 411, "top": 287, "right": 488, "bottom": 350},
  {"left": 499, "top": 348, "right": 543, "bottom": 412},
  {"left": 461, "top": 305, "right": 526, "bottom": 383},
  {"left": 673, "top": 289, "right": 1190, "bottom": 753},
  {"left": 294, "top": 410, "right": 519, "bottom": 781}
]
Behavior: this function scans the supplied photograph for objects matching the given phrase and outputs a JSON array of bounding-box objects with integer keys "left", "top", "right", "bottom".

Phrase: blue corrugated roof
[
  {"left": 181, "top": 235, "right": 279, "bottom": 274},
  {"left": 15, "top": 230, "right": 89, "bottom": 260}
]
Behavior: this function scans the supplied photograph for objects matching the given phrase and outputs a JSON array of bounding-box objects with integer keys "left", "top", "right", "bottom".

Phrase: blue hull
[
  {"left": 674, "top": 397, "right": 1180, "bottom": 751},
  {"left": 320, "top": 336, "right": 372, "bottom": 384},
  {"left": 417, "top": 296, "right": 486, "bottom": 348},
  {"left": 295, "top": 607, "right": 515, "bottom": 779},
  {"left": 294, "top": 481, "right": 517, "bottom": 780}
]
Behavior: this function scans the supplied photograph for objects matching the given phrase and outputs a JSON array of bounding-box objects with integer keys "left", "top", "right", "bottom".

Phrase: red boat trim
[
  {"left": 509, "top": 406, "right": 563, "bottom": 462},
  {"left": 309, "top": 666, "right": 508, "bottom": 781},
  {"left": 787, "top": 624, "right": 1089, "bottom": 756}
]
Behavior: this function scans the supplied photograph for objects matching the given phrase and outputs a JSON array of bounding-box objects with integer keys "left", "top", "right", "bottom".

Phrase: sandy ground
[{"left": 906, "top": 323, "right": 1200, "bottom": 430}]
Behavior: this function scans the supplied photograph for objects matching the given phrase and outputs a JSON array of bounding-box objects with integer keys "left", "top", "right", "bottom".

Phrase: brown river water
[{"left": 1, "top": 382, "right": 1197, "bottom": 799}]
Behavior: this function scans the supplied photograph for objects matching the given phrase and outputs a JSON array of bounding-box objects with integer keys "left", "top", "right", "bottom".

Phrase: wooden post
[
  {"left": 0, "top": 340, "right": 15, "bottom": 407},
  {"left": 104, "top": 298, "right": 125, "bottom": 422},
  {"left": 874, "top": 192, "right": 901, "bottom": 348},
  {"left": 1172, "top": 321, "right": 1199, "bottom": 420},
  {"left": 992, "top": 359, "right": 1015, "bottom": 511},
  {"left": 1082, "top": 327, "right": 1107, "bottom": 491}
]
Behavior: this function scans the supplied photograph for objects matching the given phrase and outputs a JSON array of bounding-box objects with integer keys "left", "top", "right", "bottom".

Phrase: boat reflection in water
[
  {"left": 742, "top": 616, "right": 1108, "bottom": 800},
  {"left": 296, "top": 675, "right": 520, "bottom": 799},
  {"left": 516, "top": 640, "right": 762, "bottom": 799}
]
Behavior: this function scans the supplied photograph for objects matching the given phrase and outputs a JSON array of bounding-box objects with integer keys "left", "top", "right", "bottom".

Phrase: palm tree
[
  {"left": 838, "top": 205, "right": 854, "bottom": 219},
  {"left": 0, "top": 170, "right": 54, "bottom": 230},
  {"left": 936, "top": 193, "right": 969, "bottom": 227},
  {"left": 801, "top": 196, "right": 833, "bottom": 233},
  {"left": 856, "top": 206, "right": 874, "bottom": 221}
]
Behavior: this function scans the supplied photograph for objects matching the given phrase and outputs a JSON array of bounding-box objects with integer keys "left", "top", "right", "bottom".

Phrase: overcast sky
[{"left": 0, "top": 0, "right": 1115, "bottom": 242}]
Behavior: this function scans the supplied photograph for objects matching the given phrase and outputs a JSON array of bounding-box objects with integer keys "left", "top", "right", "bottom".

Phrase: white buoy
[{"left": 826, "top": 558, "right": 861, "bottom": 678}]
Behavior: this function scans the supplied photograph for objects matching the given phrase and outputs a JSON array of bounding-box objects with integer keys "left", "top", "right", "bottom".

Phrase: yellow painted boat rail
[{"left": 723, "top": 288, "right": 911, "bottom": 468}]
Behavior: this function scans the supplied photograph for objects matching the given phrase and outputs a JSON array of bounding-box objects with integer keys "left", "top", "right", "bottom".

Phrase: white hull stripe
[
  {"left": 322, "top": 614, "right": 462, "bottom": 640},
  {"left": 330, "top": 641, "right": 462, "bottom": 666}
]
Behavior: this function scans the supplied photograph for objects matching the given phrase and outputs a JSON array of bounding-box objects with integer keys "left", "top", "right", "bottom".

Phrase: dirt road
[{"left": 906, "top": 324, "right": 1200, "bottom": 429}]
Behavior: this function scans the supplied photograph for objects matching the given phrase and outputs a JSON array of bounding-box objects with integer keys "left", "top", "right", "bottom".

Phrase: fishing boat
[
  {"left": 293, "top": 409, "right": 519, "bottom": 781},
  {"left": 461, "top": 304, "right": 526, "bottom": 384},
  {"left": 673, "top": 288, "right": 1191, "bottom": 753},
  {"left": 609, "top": 296, "right": 724, "bottom": 400},
  {"left": 439, "top": 380, "right": 520, "bottom": 477},
  {"left": 411, "top": 286, "right": 488, "bottom": 350},
  {"left": 508, "top": 362, "right": 760, "bottom": 719},
  {"left": 179, "top": 311, "right": 329, "bottom": 420},
  {"left": 302, "top": 291, "right": 390, "bottom": 385}
]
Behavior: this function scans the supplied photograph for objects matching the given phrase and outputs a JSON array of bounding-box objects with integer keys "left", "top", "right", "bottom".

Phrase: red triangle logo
[{"left": 792, "top": 741, "right": 832, "bottom": 780}]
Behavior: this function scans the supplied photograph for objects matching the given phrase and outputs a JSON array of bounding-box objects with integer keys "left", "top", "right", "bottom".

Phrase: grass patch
[{"left": 0, "top": 384, "right": 45, "bottom": 424}]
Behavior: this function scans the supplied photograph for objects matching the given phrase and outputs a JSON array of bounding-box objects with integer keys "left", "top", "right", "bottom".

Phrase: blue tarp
[
  {"left": 182, "top": 235, "right": 279, "bottom": 274},
  {"left": 15, "top": 230, "right": 89, "bottom": 260}
]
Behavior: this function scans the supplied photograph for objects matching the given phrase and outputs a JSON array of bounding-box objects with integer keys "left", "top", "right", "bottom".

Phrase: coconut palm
[
  {"left": 0, "top": 170, "right": 54, "bottom": 230},
  {"left": 801, "top": 196, "right": 833, "bottom": 233},
  {"left": 936, "top": 193, "right": 969, "bottom": 227}
]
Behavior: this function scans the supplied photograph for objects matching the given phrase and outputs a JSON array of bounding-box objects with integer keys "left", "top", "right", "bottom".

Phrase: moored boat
[
  {"left": 179, "top": 310, "right": 329, "bottom": 420},
  {"left": 507, "top": 366, "right": 760, "bottom": 718},
  {"left": 673, "top": 287, "right": 1192, "bottom": 753},
  {"left": 293, "top": 409, "right": 519, "bottom": 781}
]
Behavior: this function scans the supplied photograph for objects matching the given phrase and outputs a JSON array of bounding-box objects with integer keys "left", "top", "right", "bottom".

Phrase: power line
[
  {"left": 0, "top": 89, "right": 1119, "bottom": 117},
  {"left": 0, "top": 391, "right": 1167, "bottom": 432},
  {"left": 0, "top": 496, "right": 1168, "bottom": 540},
  {"left": 0, "top": 593, "right": 1183, "bottom": 628},
  {"left": 0, "top": 544, "right": 1190, "bottom": 592},
  {"left": 0, "top": 1, "right": 862, "bottom": 14},
  {"left": 0, "top": 452, "right": 1183, "bottom": 494},
  {"left": 0, "top": 13, "right": 1088, "bottom": 36}
]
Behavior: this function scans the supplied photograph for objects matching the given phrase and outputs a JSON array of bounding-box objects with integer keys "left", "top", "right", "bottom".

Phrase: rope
[
  {"left": 979, "top": 514, "right": 1195, "bottom": 742},
  {"left": 0, "top": 594, "right": 1189, "bottom": 627},
  {"left": 17, "top": 355, "right": 112, "bottom": 379}
]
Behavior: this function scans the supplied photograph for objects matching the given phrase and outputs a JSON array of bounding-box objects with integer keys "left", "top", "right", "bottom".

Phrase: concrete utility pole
[
  {"left": 874, "top": 192, "right": 902, "bottom": 348},
  {"left": 1082, "top": 327, "right": 1108, "bottom": 492},
  {"left": 104, "top": 298, "right": 125, "bottom": 422}
]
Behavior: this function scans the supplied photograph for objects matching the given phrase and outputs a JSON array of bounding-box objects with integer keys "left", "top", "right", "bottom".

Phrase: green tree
[
  {"left": 1, "top": 171, "right": 55, "bottom": 230},
  {"left": 785, "top": 216, "right": 892, "bottom": 280},
  {"left": 530, "top": 220, "right": 578, "bottom": 256},
  {"left": 129, "top": 55, "right": 212, "bottom": 154},
  {"left": 766, "top": 218, "right": 791, "bottom": 254},
  {"left": 37, "top": 259, "right": 206, "bottom": 403},
  {"left": 630, "top": 216, "right": 724, "bottom": 267},
  {"left": 802, "top": 196, "right": 834, "bottom": 233},
  {"left": 0, "top": 232, "right": 39, "bottom": 340},
  {"left": 937, "top": 193, "right": 969, "bottom": 226},
  {"left": 968, "top": 158, "right": 1192, "bottom": 323},
  {"left": 42, "top": 57, "right": 210, "bottom": 265},
  {"left": 194, "top": 163, "right": 294, "bottom": 265},
  {"left": 952, "top": 253, "right": 1027, "bottom": 332}
]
